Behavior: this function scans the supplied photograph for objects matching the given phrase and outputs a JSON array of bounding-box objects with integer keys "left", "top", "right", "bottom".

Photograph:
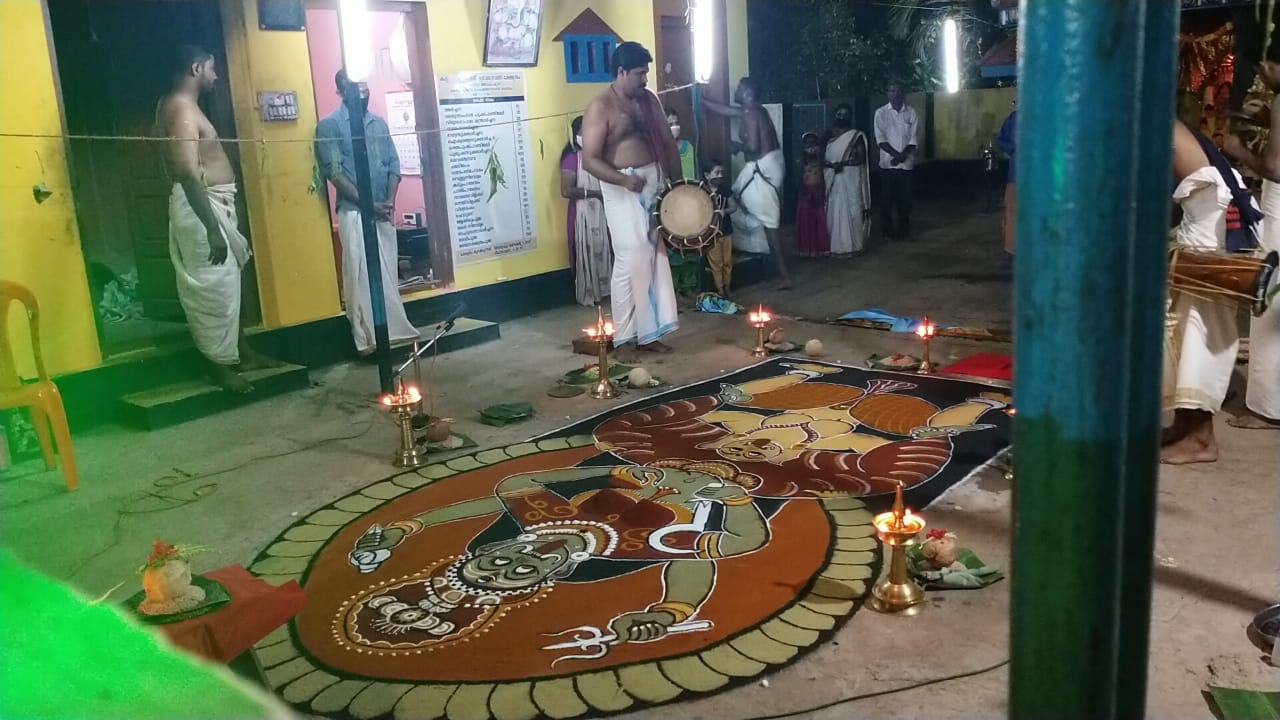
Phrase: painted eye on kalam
[
  {"left": 491, "top": 557, "right": 512, "bottom": 566},
  {"left": 514, "top": 565, "right": 536, "bottom": 576}
]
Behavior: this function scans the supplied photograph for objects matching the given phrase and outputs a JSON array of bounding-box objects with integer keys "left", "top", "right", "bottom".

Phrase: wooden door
[
  {"left": 652, "top": 0, "right": 730, "bottom": 171},
  {"left": 659, "top": 14, "right": 695, "bottom": 156},
  {"left": 49, "top": 0, "right": 242, "bottom": 322}
]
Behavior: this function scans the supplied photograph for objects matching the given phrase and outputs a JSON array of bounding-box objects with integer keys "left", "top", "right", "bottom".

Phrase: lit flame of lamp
[
  {"left": 870, "top": 481, "right": 927, "bottom": 612},
  {"left": 915, "top": 317, "right": 936, "bottom": 374},
  {"left": 383, "top": 381, "right": 425, "bottom": 468},
  {"left": 748, "top": 305, "right": 772, "bottom": 357},
  {"left": 585, "top": 305, "right": 618, "bottom": 399}
]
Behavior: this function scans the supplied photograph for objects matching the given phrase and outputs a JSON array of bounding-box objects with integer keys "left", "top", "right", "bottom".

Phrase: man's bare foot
[
  {"left": 638, "top": 341, "right": 673, "bottom": 353},
  {"left": 1159, "top": 435, "right": 1218, "bottom": 465},
  {"left": 1160, "top": 422, "right": 1188, "bottom": 446},
  {"left": 210, "top": 363, "right": 254, "bottom": 394},
  {"left": 614, "top": 343, "right": 639, "bottom": 364},
  {"left": 1227, "top": 411, "right": 1280, "bottom": 430},
  {"left": 774, "top": 279, "right": 793, "bottom": 291}
]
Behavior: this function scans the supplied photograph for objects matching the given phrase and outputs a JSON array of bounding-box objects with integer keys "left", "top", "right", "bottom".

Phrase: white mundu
[
  {"left": 335, "top": 211, "right": 420, "bottom": 355},
  {"left": 169, "top": 183, "right": 249, "bottom": 365},
  {"left": 599, "top": 163, "right": 678, "bottom": 347},
  {"left": 731, "top": 149, "right": 784, "bottom": 255},
  {"left": 1163, "top": 166, "right": 1250, "bottom": 414}
]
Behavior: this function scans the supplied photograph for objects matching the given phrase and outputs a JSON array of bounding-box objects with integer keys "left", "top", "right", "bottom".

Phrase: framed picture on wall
[{"left": 483, "top": 0, "right": 543, "bottom": 67}]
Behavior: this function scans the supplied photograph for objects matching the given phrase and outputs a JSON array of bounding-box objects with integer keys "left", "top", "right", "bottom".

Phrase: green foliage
[
  {"left": 750, "top": 0, "right": 1004, "bottom": 102},
  {"left": 755, "top": 0, "right": 910, "bottom": 101},
  {"left": 883, "top": 0, "right": 1000, "bottom": 89}
]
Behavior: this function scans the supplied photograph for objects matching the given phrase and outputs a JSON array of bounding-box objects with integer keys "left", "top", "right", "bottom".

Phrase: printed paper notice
[
  {"left": 385, "top": 91, "right": 420, "bottom": 176},
  {"left": 436, "top": 70, "right": 537, "bottom": 265}
]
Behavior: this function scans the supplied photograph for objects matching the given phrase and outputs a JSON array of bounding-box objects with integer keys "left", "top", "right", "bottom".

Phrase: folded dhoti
[
  {"left": 169, "top": 183, "right": 250, "bottom": 366},
  {"left": 731, "top": 149, "right": 785, "bottom": 254},
  {"left": 1163, "top": 167, "right": 1245, "bottom": 413},
  {"left": 335, "top": 210, "right": 420, "bottom": 355},
  {"left": 599, "top": 163, "right": 678, "bottom": 347}
]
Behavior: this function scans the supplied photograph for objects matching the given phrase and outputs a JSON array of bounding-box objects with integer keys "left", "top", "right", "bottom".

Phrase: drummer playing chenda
[
  {"left": 1162, "top": 120, "right": 1265, "bottom": 464},
  {"left": 581, "top": 41, "right": 682, "bottom": 361}
]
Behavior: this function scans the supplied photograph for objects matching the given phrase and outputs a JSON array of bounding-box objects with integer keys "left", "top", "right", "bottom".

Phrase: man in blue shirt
[
  {"left": 996, "top": 102, "right": 1017, "bottom": 255},
  {"left": 315, "top": 69, "right": 418, "bottom": 355}
]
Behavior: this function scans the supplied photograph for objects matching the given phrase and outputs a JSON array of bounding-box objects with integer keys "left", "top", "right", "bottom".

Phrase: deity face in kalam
[
  {"left": 707, "top": 436, "right": 784, "bottom": 463},
  {"left": 456, "top": 533, "right": 586, "bottom": 593}
]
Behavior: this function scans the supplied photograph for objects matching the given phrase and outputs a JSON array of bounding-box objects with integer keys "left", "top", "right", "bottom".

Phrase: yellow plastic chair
[{"left": 1, "top": 281, "right": 78, "bottom": 490}]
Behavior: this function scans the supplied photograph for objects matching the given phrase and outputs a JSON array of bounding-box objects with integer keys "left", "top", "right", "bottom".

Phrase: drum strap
[
  {"left": 1189, "top": 125, "right": 1261, "bottom": 252},
  {"left": 738, "top": 162, "right": 781, "bottom": 205}
]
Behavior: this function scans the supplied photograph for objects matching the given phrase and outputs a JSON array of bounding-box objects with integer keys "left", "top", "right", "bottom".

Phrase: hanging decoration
[{"left": 1179, "top": 22, "right": 1235, "bottom": 94}]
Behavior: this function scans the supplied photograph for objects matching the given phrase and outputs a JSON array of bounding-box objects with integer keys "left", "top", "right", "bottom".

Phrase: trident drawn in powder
[{"left": 541, "top": 618, "right": 713, "bottom": 666}]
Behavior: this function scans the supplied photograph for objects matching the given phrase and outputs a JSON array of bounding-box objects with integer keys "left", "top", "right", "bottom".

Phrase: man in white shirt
[{"left": 873, "top": 80, "right": 919, "bottom": 241}]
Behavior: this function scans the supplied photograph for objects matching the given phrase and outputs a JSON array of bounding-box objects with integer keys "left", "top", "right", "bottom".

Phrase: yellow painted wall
[
  {"left": 221, "top": 0, "right": 658, "bottom": 323},
  {"left": 0, "top": 0, "right": 101, "bottom": 377},
  {"left": 425, "top": 0, "right": 657, "bottom": 290},
  {"left": 2, "top": 0, "right": 669, "bottom": 378},
  {"left": 220, "top": 0, "right": 343, "bottom": 329},
  {"left": 933, "top": 86, "right": 1017, "bottom": 160}
]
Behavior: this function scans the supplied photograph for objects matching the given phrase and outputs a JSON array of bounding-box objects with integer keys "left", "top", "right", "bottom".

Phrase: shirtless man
[
  {"left": 704, "top": 78, "right": 791, "bottom": 289},
  {"left": 1162, "top": 120, "right": 1263, "bottom": 463},
  {"left": 581, "top": 41, "right": 682, "bottom": 360},
  {"left": 156, "top": 45, "right": 276, "bottom": 393}
]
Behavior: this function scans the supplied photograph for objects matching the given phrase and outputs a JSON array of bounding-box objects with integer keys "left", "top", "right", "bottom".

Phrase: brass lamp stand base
[
  {"left": 871, "top": 570, "right": 926, "bottom": 613},
  {"left": 870, "top": 481, "right": 927, "bottom": 613}
]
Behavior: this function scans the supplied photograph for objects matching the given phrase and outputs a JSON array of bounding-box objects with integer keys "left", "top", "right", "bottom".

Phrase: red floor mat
[{"left": 940, "top": 352, "right": 1013, "bottom": 381}]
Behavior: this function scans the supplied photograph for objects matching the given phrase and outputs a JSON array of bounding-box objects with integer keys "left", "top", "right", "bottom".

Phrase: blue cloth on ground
[
  {"left": 838, "top": 308, "right": 920, "bottom": 333},
  {"left": 697, "top": 293, "right": 743, "bottom": 315}
]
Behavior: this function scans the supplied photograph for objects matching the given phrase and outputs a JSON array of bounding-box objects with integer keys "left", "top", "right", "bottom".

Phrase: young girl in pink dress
[{"left": 794, "top": 131, "right": 830, "bottom": 256}]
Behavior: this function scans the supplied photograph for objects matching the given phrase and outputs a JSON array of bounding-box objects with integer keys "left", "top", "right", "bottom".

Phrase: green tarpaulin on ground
[
  {"left": 0, "top": 548, "right": 287, "bottom": 719},
  {"left": 1207, "top": 686, "right": 1280, "bottom": 720}
]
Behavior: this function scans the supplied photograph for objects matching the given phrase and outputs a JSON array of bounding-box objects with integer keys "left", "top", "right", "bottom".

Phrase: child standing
[
  {"left": 795, "top": 131, "right": 830, "bottom": 256},
  {"left": 704, "top": 161, "right": 736, "bottom": 298}
]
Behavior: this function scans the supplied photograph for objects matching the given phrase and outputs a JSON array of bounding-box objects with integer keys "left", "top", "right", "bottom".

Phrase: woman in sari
[
  {"left": 824, "top": 103, "right": 871, "bottom": 257},
  {"left": 560, "top": 115, "right": 611, "bottom": 305}
]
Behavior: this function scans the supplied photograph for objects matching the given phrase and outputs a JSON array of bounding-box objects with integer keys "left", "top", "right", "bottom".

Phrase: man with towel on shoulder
[
  {"left": 1162, "top": 120, "right": 1265, "bottom": 464},
  {"left": 704, "top": 78, "right": 792, "bottom": 289},
  {"left": 156, "top": 46, "right": 279, "bottom": 393},
  {"left": 581, "top": 41, "right": 682, "bottom": 361}
]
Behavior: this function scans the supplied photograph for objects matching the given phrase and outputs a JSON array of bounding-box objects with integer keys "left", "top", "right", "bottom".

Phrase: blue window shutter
[{"left": 563, "top": 35, "right": 615, "bottom": 83}]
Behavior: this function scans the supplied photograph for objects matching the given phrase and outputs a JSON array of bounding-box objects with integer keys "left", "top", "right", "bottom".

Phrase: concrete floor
[{"left": 3, "top": 204, "right": 1277, "bottom": 718}]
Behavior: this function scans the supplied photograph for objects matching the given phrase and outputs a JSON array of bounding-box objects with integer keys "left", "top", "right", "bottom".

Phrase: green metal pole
[{"left": 1010, "top": 1, "right": 1177, "bottom": 718}]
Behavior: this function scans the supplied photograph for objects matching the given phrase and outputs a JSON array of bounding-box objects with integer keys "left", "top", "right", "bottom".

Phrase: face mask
[{"left": 670, "top": 124, "right": 681, "bottom": 138}]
